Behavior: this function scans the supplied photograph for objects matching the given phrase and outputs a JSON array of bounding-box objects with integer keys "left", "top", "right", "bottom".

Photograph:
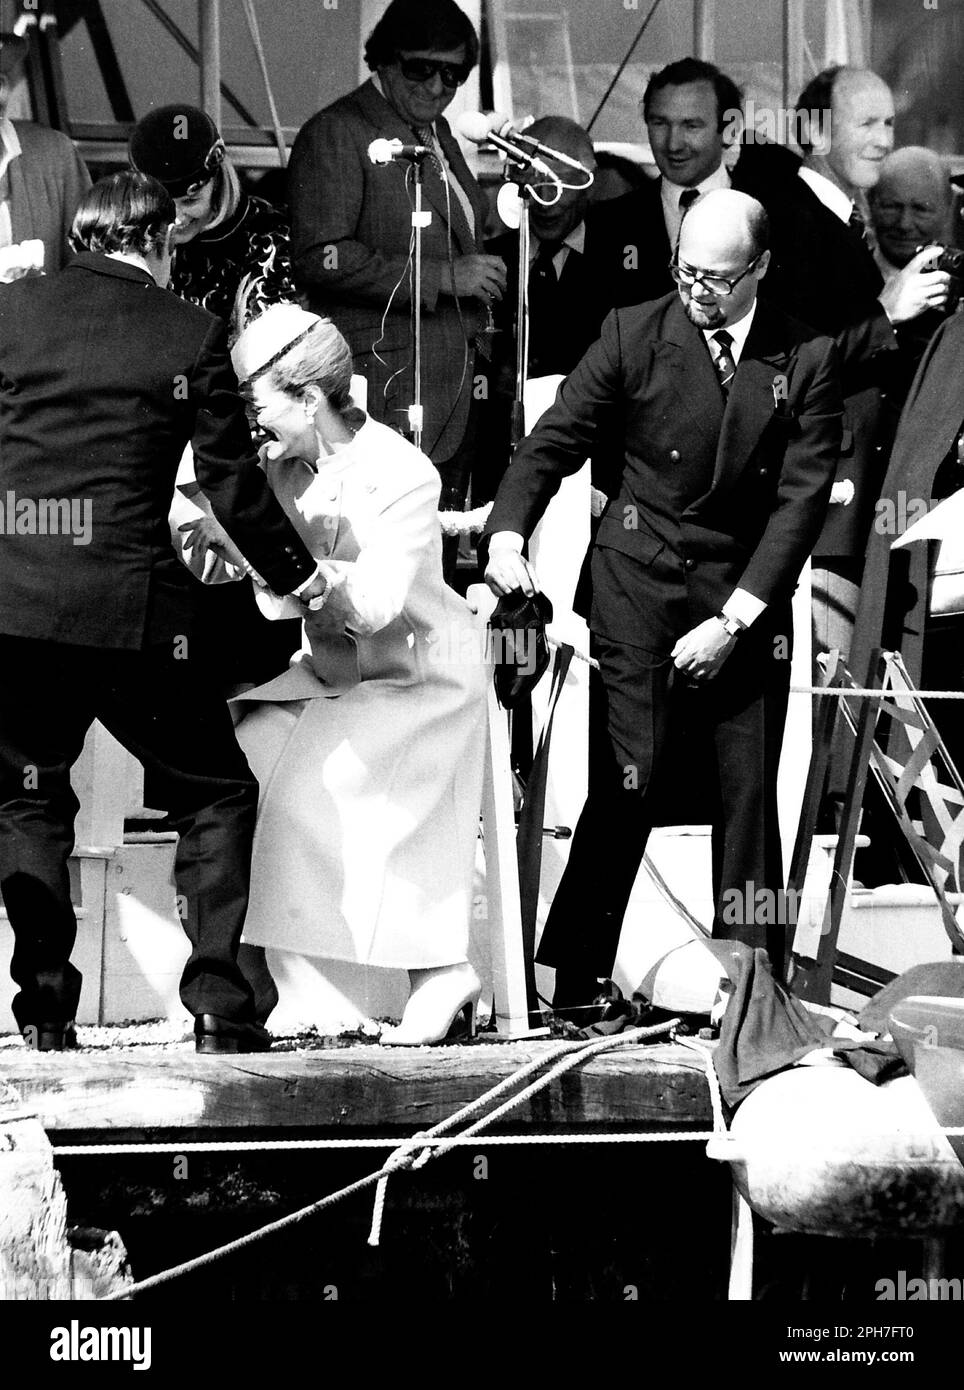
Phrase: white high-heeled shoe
[{"left": 379, "top": 962, "right": 482, "bottom": 1047}]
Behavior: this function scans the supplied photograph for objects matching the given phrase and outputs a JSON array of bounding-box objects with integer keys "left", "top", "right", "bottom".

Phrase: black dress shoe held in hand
[
  {"left": 194, "top": 1014, "right": 272, "bottom": 1054},
  {"left": 21, "top": 1021, "right": 78, "bottom": 1052},
  {"left": 549, "top": 973, "right": 618, "bottom": 1025}
]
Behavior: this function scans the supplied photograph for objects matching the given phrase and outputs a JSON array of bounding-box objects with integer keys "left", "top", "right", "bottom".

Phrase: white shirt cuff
[
  {"left": 488, "top": 531, "right": 525, "bottom": 553},
  {"left": 722, "top": 588, "right": 767, "bottom": 628},
  {"left": 290, "top": 563, "right": 323, "bottom": 597}
]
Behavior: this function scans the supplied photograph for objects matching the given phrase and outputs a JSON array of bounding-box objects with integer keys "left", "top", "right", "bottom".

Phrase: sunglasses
[{"left": 396, "top": 56, "right": 471, "bottom": 89}]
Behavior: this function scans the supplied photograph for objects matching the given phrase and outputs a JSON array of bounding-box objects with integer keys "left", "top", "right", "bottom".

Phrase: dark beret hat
[{"left": 129, "top": 104, "right": 225, "bottom": 197}]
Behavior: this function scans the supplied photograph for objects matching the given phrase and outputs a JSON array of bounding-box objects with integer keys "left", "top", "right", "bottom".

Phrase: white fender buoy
[{"left": 708, "top": 1066, "right": 964, "bottom": 1235}]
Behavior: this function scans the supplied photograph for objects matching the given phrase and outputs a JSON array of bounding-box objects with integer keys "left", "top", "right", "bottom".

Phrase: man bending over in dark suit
[
  {"left": 484, "top": 189, "right": 842, "bottom": 1009},
  {"left": 0, "top": 173, "right": 330, "bottom": 1053}
]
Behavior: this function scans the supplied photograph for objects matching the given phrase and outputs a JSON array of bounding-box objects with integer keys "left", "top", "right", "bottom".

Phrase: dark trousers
[
  {"left": 0, "top": 635, "right": 260, "bottom": 1029},
  {"left": 536, "top": 613, "right": 791, "bottom": 980}
]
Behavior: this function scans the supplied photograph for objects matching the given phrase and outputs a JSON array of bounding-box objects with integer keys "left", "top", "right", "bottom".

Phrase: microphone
[
  {"left": 368, "top": 138, "right": 431, "bottom": 166},
  {"left": 459, "top": 112, "right": 592, "bottom": 176},
  {"left": 456, "top": 112, "right": 557, "bottom": 179}
]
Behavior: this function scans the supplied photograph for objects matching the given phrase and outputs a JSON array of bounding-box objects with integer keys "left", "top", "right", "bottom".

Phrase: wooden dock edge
[{"left": 0, "top": 1081, "right": 131, "bottom": 1299}]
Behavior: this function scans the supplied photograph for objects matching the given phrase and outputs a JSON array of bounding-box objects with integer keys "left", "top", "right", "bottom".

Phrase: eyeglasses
[
  {"left": 669, "top": 253, "right": 762, "bottom": 297},
  {"left": 396, "top": 56, "right": 471, "bottom": 89}
]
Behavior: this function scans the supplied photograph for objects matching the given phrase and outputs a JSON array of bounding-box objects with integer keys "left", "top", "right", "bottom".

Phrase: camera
[{"left": 916, "top": 242, "right": 964, "bottom": 276}]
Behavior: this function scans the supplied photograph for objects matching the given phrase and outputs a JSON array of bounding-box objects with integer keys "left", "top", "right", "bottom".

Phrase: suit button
[
  {"left": 759, "top": 467, "right": 767, "bottom": 476},
  {"left": 683, "top": 558, "right": 696, "bottom": 571},
  {"left": 669, "top": 449, "right": 680, "bottom": 462}
]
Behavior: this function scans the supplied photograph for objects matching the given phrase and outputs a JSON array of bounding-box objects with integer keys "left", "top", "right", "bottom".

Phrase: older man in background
[
  {"left": 762, "top": 67, "right": 951, "bottom": 663},
  {"left": 870, "top": 146, "right": 955, "bottom": 280},
  {"left": 0, "top": 32, "right": 90, "bottom": 280},
  {"left": 869, "top": 146, "right": 960, "bottom": 372}
]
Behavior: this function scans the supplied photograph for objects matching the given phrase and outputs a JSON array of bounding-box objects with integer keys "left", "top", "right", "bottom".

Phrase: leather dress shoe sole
[
  {"left": 21, "top": 1021, "right": 78, "bottom": 1052},
  {"left": 194, "top": 1014, "right": 272, "bottom": 1055}
]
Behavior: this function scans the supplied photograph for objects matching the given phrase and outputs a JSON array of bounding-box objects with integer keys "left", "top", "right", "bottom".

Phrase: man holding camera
[
  {"left": 869, "top": 146, "right": 961, "bottom": 376},
  {"left": 762, "top": 67, "right": 952, "bottom": 661}
]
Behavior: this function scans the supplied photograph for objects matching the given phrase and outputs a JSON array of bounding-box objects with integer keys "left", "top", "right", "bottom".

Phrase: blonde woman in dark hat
[{"left": 129, "top": 103, "right": 295, "bottom": 331}]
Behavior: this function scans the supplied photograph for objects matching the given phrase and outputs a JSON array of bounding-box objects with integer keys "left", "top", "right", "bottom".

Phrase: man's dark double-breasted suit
[
  {"left": 486, "top": 292, "right": 843, "bottom": 975},
  {"left": 0, "top": 253, "right": 316, "bottom": 1031}
]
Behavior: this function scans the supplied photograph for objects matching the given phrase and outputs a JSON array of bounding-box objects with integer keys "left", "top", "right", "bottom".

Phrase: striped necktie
[
  {"left": 848, "top": 204, "right": 874, "bottom": 252},
  {"left": 712, "top": 329, "right": 736, "bottom": 394}
]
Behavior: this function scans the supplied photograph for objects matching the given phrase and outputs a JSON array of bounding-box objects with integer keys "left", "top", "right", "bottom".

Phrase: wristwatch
[{"left": 716, "top": 613, "right": 744, "bottom": 638}]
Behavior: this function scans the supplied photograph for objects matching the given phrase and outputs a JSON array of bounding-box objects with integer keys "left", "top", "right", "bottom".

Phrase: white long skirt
[{"left": 236, "top": 667, "right": 486, "bottom": 968}]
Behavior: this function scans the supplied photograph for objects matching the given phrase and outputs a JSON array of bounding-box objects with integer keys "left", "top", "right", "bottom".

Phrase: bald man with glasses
[{"left": 483, "top": 190, "right": 843, "bottom": 1008}]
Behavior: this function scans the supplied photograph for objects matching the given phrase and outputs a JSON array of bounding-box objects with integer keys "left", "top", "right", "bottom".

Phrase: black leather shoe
[
  {"left": 549, "top": 974, "right": 617, "bottom": 1025},
  {"left": 194, "top": 1014, "right": 272, "bottom": 1054},
  {"left": 21, "top": 1021, "right": 78, "bottom": 1052}
]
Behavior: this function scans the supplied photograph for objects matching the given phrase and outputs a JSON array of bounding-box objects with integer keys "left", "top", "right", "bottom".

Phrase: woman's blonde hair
[
  {"left": 237, "top": 305, "right": 364, "bottom": 428},
  {"left": 203, "top": 157, "right": 242, "bottom": 231}
]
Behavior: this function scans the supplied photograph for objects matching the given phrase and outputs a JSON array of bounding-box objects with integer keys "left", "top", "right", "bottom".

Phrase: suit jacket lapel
[
  {"left": 6, "top": 151, "right": 32, "bottom": 246},
  {"left": 656, "top": 297, "right": 725, "bottom": 449},
  {"left": 712, "top": 301, "right": 790, "bottom": 491},
  {"left": 353, "top": 82, "right": 476, "bottom": 251}
]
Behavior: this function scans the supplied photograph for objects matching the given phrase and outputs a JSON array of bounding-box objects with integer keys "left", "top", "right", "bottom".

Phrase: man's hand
[
  {"left": 297, "top": 571, "right": 331, "bottom": 604},
  {"left": 484, "top": 546, "right": 539, "bottom": 598},
  {"left": 671, "top": 617, "right": 737, "bottom": 682},
  {"left": 440, "top": 254, "right": 508, "bottom": 303},
  {"left": 878, "top": 246, "right": 952, "bottom": 325}
]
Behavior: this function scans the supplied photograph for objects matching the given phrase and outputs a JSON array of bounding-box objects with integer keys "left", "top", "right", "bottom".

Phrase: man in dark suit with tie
[
  {"left": 288, "top": 0, "right": 505, "bottom": 574},
  {"left": 760, "top": 67, "right": 951, "bottom": 660},
  {"left": 590, "top": 57, "right": 800, "bottom": 312},
  {"left": 0, "top": 173, "right": 329, "bottom": 1053},
  {"left": 484, "top": 190, "right": 842, "bottom": 1006}
]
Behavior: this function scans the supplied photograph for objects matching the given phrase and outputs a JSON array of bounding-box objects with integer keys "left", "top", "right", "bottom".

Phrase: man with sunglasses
[
  {"left": 289, "top": 0, "right": 505, "bottom": 579},
  {"left": 484, "top": 189, "right": 842, "bottom": 1008}
]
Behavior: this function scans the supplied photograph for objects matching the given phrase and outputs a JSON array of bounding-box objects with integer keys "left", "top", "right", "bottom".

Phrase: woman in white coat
[{"left": 187, "top": 304, "right": 487, "bottom": 1044}]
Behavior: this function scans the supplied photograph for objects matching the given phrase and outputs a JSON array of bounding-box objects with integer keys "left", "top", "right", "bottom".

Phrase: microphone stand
[
  {"left": 408, "top": 149, "right": 432, "bottom": 452},
  {"left": 510, "top": 191, "right": 532, "bottom": 452}
]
